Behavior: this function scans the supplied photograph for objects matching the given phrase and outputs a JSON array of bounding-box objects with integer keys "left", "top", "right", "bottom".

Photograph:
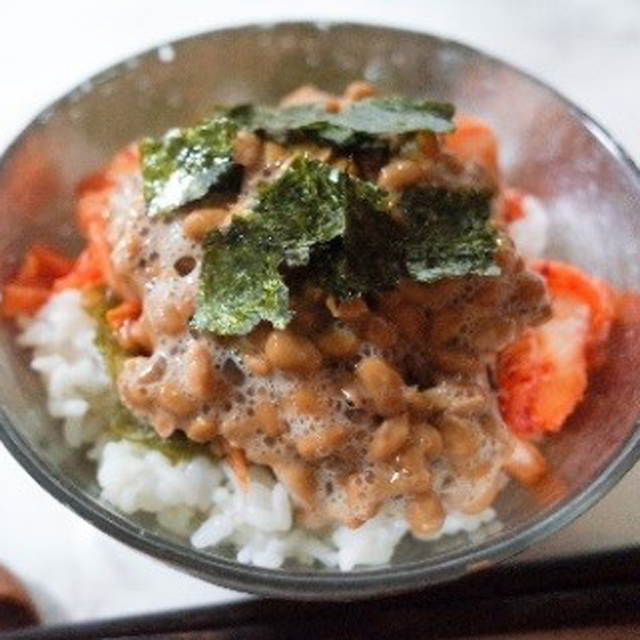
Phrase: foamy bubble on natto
[
  {"left": 154, "top": 220, "right": 202, "bottom": 280},
  {"left": 430, "top": 442, "right": 501, "bottom": 514}
]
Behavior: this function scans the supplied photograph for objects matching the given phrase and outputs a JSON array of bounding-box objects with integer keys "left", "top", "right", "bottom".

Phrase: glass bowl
[{"left": 1, "top": 22, "right": 640, "bottom": 599}]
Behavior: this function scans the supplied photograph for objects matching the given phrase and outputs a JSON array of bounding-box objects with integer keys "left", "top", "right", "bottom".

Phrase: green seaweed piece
[
  {"left": 193, "top": 156, "right": 375, "bottom": 334},
  {"left": 194, "top": 222, "right": 290, "bottom": 336},
  {"left": 141, "top": 116, "right": 239, "bottom": 217},
  {"left": 228, "top": 97, "right": 455, "bottom": 148},
  {"left": 401, "top": 186, "right": 500, "bottom": 282}
]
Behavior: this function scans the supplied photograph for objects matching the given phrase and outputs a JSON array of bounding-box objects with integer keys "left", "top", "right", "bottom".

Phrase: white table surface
[{"left": 1, "top": 0, "right": 639, "bottom": 624}]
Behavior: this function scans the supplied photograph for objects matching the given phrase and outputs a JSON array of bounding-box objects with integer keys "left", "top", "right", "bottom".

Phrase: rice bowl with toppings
[{"left": 0, "top": 73, "right": 627, "bottom": 575}]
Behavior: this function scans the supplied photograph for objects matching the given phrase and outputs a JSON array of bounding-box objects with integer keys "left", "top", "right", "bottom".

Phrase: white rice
[
  {"left": 20, "top": 290, "right": 499, "bottom": 571},
  {"left": 17, "top": 290, "right": 112, "bottom": 448},
  {"left": 509, "top": 195, "right": 549, "bottom": 260}
]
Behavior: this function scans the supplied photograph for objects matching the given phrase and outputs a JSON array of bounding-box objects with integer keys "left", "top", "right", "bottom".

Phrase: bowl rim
[{"left": 1, "top": 20, "right": 640, "bottom": 599}]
